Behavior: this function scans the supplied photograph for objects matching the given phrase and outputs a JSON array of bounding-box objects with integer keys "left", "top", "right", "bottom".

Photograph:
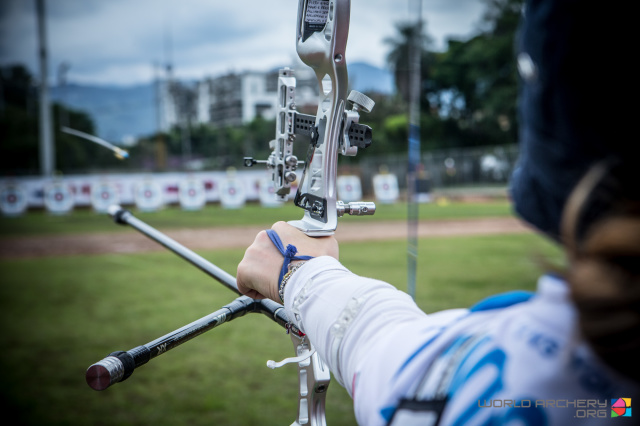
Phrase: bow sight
[{"left": 245, "top": 0, "right": 376, "bottom": 236}]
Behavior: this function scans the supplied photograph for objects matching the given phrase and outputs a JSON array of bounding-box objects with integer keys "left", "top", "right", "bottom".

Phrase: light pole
[
  {"left": 57, "top": 61, "right": 71, "bottom": 128},
  {"left": 36, "top": 0, "right": 55, "bottom": 177}
]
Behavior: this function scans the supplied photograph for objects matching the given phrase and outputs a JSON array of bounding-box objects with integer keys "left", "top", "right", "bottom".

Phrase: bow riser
[{"left": 245, "top": 0, "right": 376, "bottom": 236}]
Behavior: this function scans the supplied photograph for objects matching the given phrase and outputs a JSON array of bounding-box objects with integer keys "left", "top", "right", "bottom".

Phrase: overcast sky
[{"left": 0, "top": 0, "right": 486, "bottom": 86}]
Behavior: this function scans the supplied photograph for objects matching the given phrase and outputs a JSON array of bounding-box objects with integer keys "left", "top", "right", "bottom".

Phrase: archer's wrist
[{"left": 278, "top": 261, "right": 308, "bottom": 302}]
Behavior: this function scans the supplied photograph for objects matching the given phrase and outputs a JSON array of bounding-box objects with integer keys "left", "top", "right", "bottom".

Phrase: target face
[
  {"left": 220, "top": 178, "right": 246, "bottom": 209},
  {"left": 134, "top": 180, "right": 163, "bottom": 212},
  {"left": 91, "top": 182, "right": 119, "bottom": 213},
  {"left": 0, "top": 184, "right": 28, "bottom": 216},
  {"left": 337, "top": 176, "right": 362, "bottom": 202},
  {"left": 179, "top": 179, "right": 206, "bottom": 211},
  {"left": 373, "top": 174, "right": 399, "bottom": 204},
  {"left": 44, "top": 182, "right": 75, "bottom": 215},
  {"left": 258, "top": 178, "right": 284, "bottom": 208}
]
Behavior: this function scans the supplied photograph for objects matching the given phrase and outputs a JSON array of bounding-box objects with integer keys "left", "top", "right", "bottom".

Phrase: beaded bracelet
[{"left": 278, "top": 261, "right": 307, "bottom": 302}]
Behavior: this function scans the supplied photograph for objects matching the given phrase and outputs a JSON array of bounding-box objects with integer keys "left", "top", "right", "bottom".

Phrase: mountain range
[{"left": 50, "top": 62, "right": 394, "bottom": 144}]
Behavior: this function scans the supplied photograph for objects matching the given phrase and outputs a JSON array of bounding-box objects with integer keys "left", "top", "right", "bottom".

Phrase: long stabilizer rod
[{"left": 107, "top": 205, "right": 239, "bottom": 294}]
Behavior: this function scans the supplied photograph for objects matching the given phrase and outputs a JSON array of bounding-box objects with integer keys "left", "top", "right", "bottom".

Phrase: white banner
[{"left": 0, "top": 170, "right": 270, "bottom": 211}]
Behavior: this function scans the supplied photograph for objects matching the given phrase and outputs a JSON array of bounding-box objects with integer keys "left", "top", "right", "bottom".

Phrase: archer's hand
[{"left": 237, "top": 221, "right": 339, "bottom": 302}]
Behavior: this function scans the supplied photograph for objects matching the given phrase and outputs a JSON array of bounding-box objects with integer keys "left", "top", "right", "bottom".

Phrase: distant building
[
  {"left": 198, "top": 67, "right": 319, "bottom": 127},
  {"left": 159, "top": 66, "right": 319, "bottom": 131},
  {"left": 196, "top": 79, "right": 211, "bottom": 124},
  {"left": 158, "top": 76, "right": 197, "bottom": 132},
  {"left": 207, "top": 73, "right": 243, "bottom": 127}
]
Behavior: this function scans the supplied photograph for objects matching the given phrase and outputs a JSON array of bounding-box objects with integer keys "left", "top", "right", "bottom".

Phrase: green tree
[
  {"left": 384, "top": 21, "right": 435, "bottom": 109},
  {"left": 430, "top": 0, "right": 523, "bottom": 147},
  {"left": 0, "top": 64, "right": 128, "bottom": 175},
  {"left": 354, "top": 93, "right": 407, "bottom": 157},
  {"left": 380, "top": 0, "right": 523, "bottom": 151},
  {"left": 54, "top": 104, "right": 109, "bottom": 173},
  {"left": 0, "top": 65, "right": 39, "bottom": 174},
  {"left": 131, "top": 115, "right": 278, "bottom": 172}
]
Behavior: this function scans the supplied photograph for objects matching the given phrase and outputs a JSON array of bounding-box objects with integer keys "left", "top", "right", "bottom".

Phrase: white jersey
[{"left": 283, "top": 256, "right": 639, "bottom": 426}]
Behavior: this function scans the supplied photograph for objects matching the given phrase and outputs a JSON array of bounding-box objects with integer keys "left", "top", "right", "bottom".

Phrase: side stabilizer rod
[{"left": 87, "top": 296, "right": 255, "bottom": 391}]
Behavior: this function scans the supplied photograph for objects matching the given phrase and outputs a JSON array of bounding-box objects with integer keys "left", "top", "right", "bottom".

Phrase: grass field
[
  {"left": 0, "top": 201, "right": 564, "bottom": 425},
  {"left": 0, "top": 200, "right": 513, "bottom": 237}
]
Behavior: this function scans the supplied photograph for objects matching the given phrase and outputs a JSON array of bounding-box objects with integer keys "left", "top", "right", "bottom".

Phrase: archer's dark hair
[{"left": 561, "top": 159, "right": 640, "bottom": 382}]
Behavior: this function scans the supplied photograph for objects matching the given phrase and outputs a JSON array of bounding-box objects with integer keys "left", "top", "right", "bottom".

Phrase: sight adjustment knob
[{"left": 347, "top": 91, "right": 375, "bottom": 113}]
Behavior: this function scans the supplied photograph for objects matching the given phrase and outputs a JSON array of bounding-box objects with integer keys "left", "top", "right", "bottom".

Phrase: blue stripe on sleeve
[{"left": 469, "top": 290, "right": 534, "bottom": 312}]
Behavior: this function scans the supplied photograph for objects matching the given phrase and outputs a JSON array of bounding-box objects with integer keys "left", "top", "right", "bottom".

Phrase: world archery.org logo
[{"left": 611, "top": 398, "right": 631, "bottom": 418}]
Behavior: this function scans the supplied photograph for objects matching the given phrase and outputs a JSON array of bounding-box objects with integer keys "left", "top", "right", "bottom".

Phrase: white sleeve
[
  {"left": 284, "top": 266, "right": 640, "bottom": 426},
  {"left": 283, "top": 256, "right": 468, "bottom": 426}
]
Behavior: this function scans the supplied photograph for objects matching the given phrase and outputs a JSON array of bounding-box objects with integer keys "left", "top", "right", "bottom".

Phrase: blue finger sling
[{"left": 266, "top": 229, "right": 314, "bottom": 286}]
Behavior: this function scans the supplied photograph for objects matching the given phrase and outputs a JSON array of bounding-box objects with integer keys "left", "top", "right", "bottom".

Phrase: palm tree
[{"left": 384, "top": 21, "right": 434, "bottom": 106}]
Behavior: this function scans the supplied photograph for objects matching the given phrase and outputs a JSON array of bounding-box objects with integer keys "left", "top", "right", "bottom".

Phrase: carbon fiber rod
[
  {"left": 85, "top": 297, "right": 300, "bottom": 391},
  {"left": 257, "top": 298, "right": 292, "bottom": 330},
  {"left": 86, "top": 296, "right": 256, "bottom": 391},
  {"left": 107, "top": 205, "right": 239, "bottom": 294}
]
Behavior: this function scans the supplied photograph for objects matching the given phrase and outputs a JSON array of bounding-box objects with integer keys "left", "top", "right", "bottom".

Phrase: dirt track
[{"left": 0, "top": 217, "right": 532, "bottom": 259}]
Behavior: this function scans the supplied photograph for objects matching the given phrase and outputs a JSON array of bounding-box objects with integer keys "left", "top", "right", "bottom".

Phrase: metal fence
[{"left": 351, "top": 144, "right": 520, "bottom": 197}]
